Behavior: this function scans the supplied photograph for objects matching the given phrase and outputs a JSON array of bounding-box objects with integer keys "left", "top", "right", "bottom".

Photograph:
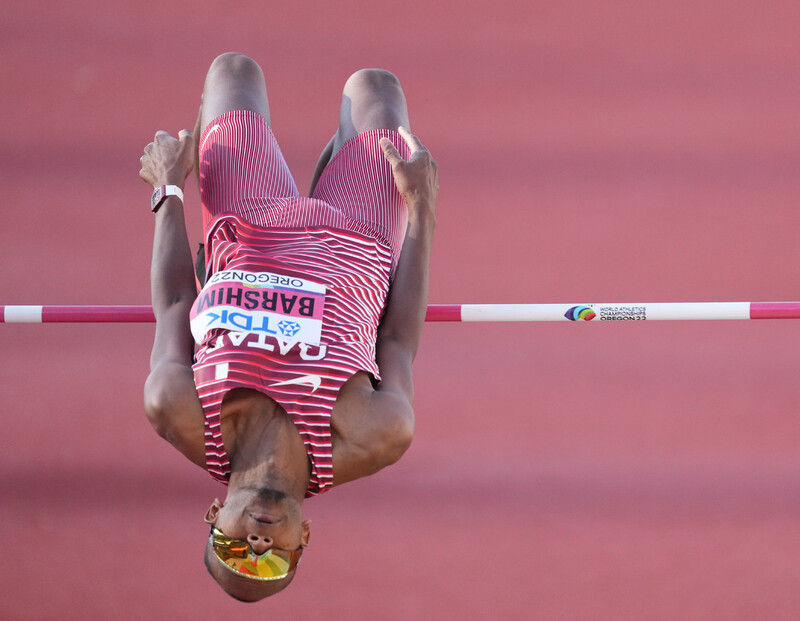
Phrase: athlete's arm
[
  {"left": 139, "top": 130, "right": 206, "bottom": 468},
  {"left": 331, "top": 128, "right": 438, "bottom": 485},
  {"left": 374, "top": 127, "right": 438, "bottom": 401}
]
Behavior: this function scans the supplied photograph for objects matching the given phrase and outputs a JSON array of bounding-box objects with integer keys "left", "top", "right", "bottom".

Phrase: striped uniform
[{"left": 191, "top": 111, "right": 410, "bottom": 496}]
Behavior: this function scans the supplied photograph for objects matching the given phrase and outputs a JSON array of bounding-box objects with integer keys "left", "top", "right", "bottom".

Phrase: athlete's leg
[
  {"left": 193, "top": 52, "right": 271, "bottom": 191},
  {"left": 195, "top": 52, "right": 298, "bottom": 276},
  {"left": 309, "top": 69, "right": 409, "bottom": 195},
  {"left": 309, "top": 69, "right": 412, "bottom": 271}
]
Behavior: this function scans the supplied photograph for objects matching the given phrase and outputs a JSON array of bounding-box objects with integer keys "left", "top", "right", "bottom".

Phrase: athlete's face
[
  {"left": 203, "top": 488, "right": 311, "bottom": 601},
  {"left": 204, "top": 487, "right": 311, "bottom": 554}
]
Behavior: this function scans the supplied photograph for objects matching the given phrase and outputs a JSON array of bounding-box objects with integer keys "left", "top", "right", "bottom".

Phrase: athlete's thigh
[{"left": 195, "top": 54, "right": 299, "bottom": 231}]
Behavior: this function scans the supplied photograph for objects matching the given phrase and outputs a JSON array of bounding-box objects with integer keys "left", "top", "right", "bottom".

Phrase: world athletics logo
[{"left": 564, "top": 305, "right": 597, "bottom": 321}]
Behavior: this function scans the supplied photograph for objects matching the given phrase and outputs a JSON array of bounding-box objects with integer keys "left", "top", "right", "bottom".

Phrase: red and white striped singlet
[{"left": 191, "top": 111, "right": 410, "bottom": 496}]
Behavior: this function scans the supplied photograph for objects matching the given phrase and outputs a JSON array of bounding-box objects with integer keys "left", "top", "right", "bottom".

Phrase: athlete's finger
[
  {"left": 380, "top": 137, "right": 404, "bottom": 166},
  {"left": 178, "top": 129, "right": 195, "bottom": 153},
  {"left": 397, "top": 126, "right": 424, "bottom": 152}
]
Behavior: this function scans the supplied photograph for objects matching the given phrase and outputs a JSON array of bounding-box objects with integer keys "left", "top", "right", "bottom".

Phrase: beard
[{"left": 254, "top": 487, "right": 290, "bottom": 505}]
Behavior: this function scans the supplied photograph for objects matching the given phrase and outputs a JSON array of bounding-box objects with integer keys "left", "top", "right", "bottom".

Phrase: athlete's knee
[
  {"left": 200, "top": 52, "right": 270, "bottom": 127},
  {"left": 343, "top": 68, "right": 403, "bottom": 99},
  {"left": 340, "top": 68, "right": 408, "bottom": 134},
  {"left": 207, "top": 52, "right": 264, "bottom": 83}
]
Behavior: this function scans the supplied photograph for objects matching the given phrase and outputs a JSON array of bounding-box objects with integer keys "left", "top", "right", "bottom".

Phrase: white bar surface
[
  {"left": 459, "top": 303, "right": 751, "bottom": 322},
  {"left": 3, "top": 306, "right": 44, "bottom": 323}
]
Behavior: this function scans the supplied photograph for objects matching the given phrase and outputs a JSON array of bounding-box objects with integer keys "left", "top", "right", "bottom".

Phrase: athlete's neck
[{"left": 222, "top": 389, "right": 311, "bottom": 499}]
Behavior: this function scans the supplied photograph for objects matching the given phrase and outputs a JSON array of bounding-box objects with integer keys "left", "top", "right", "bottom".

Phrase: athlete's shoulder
[
  {"left": 144, "top": 361, "right": 206, "bottom": 469},
  {"left": 329, "top": 371, "right": 413, "bottom": 486}
]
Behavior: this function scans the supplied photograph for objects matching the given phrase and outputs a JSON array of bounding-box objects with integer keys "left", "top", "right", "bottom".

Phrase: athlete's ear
[
  {"left": 204, "top": 498, "right": 224, "bottom": 524},
  {"left": 301, "top": 520, "right": 312, "bottom": 547}
]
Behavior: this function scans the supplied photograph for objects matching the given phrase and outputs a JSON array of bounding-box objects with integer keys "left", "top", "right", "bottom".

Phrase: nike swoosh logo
[{"left": 269, "top": 374, "right": 322, "bottom": 393}]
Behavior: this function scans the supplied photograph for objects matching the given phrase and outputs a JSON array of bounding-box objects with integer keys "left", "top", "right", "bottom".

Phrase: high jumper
[{"left": 138, "top": 52, "right": 438, "bottom": 602}]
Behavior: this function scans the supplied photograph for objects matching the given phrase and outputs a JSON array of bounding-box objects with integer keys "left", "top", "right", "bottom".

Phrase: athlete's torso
[{"left": 191, "top": 214, "right": 392, "bottom": 496}]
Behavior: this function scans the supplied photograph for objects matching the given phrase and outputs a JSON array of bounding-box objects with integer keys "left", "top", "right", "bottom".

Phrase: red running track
[{"left": 2, "top": 1, "right": 800, "bottom": 619}]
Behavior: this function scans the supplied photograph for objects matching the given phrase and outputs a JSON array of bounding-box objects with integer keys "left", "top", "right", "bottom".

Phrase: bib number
[{"left": 190, "top": 270, "right": 326, "bottom": 346}]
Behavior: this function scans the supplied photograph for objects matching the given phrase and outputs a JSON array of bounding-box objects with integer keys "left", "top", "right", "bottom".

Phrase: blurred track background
[{"left": 2, "top": 1, "right": 799, "bottom": 618}]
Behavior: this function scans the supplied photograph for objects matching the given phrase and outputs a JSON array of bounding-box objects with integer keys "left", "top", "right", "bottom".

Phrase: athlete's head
[{"left": 203, "top": 487, "right": 311, "bottom": 602}]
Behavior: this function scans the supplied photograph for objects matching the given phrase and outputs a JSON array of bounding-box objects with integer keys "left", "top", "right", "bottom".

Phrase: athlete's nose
[{"left": 247, "top": 533, "right": 273, "bottom": 555}]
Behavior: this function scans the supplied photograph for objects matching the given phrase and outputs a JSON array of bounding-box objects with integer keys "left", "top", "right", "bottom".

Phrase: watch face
[{"left": 151, "top": 187, "right": 164, "bottom": 210}]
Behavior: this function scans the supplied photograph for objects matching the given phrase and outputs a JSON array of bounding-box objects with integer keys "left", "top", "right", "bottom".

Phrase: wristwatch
[{"left": 151, "top": 185, "right": 184, "bottom": 213}]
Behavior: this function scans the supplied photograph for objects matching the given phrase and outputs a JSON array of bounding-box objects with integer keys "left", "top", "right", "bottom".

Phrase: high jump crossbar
[{"left": 2, "top": 302, "right": 800, "bottom": 323}]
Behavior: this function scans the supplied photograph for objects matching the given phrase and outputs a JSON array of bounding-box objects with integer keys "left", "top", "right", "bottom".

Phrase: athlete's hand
[
  {"left": 381, "top": 127, "right": 438, "bottom": 220},
  {"left": 139, "top": 129, "right": 194, "bottom": 189}
]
